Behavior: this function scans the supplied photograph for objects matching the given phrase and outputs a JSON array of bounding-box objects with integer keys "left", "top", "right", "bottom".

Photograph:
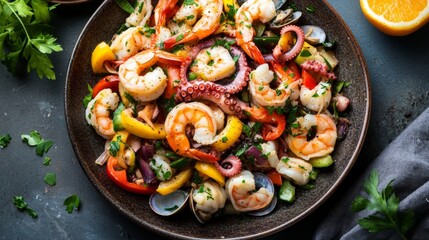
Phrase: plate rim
[{"left": 64, "top": 0, "right": 371, "bottom": 238}]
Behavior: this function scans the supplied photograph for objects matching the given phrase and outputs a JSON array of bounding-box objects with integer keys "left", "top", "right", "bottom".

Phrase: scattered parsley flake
[
  {"left": 21, "top": 130, "right": 53, "bottom": 156},
  {"left": 0, "top": 134, "right": 12, "bottom": 148},
  {"left": 43, "top": 156, "right": 51, "bottom": 166},
  {"left": 300, "top": 49, "right": 312, "bottom": 57},
  {"left": 13, "top": 196, "right": 38, "bottom": 218},
  {"left": 221, "top": 136, "right": 228, "bottom": 143},
  {"left": 83, "top": 84, "right": 93, "bottom": 108},
  {"left": 63, "top": 194, "right": 80, "bottom": 213},
  {"left": 44, "top": 172, "right": 56, "bottom": 186},
  {"left": 306, "top": 5, "right": 316, "bottom": 13}
]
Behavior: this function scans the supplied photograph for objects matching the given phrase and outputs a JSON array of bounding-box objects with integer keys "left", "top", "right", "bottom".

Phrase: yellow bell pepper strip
[
  {"left": 194, "top": 162, "right": 225, "bottom": 187},
  {"left": 106, "top": 157, "right": 156, "bottom": 195},
  {"left": 91, "top": 42, "right": 116, "bottom": 73},
  {"left": 121, "top": 108, "right": 166, "bottom": 139},
  {"left": 156, "top": 167, "right": 193, "bottom": 195},
  {"left": 110, "top": 130, "right": 136, "bottom": 171},
  {"left": 223, "top": 0, "right": 239, "bottom": 13},
  {"left": 211, "top": 115, "right": 243, "bottom": 152}
]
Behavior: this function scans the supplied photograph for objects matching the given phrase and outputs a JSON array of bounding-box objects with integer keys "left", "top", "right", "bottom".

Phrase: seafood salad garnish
[{"left": 86, "top": 0, "right": 352, "bottom": 222}]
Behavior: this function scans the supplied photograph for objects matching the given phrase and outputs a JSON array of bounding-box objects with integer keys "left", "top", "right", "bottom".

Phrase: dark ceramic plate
[{"left": 65, "top": 0, "right": 371, "bottom": 239}]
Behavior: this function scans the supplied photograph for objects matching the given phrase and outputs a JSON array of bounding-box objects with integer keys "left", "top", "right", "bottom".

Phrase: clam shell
[
  {"left": 149, "top": 190, "right": 189, "bottom": 216},
  {"left": 246, "top": 173, "right": 277, "bottom": 216},
  {"left": 270, "top": 10, "right": 302, "bottom": 29},
  {"left": 301, "top": 25, "right": 327, "bottom": 44}
]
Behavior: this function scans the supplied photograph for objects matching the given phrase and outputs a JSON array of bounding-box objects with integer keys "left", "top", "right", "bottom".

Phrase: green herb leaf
[
  {"left": 63, "top": 194, "right": 80, "bottom": 213},
  {"left": 35, "top": 140, "right": 53, "bottom": 156},
  {"left": 1, "top": 0, "right": 62, "bottom": 79},
  {"left": 300, "top": 49, "right": 312, "bottom": 57},
  {"left": 0, "top": 134, "right": 12, "bottom": 148},
  {"left": 44, "top": 172, "right": 56, "bottom": 186},
  {"left": 13, "top": 196, "right": 38, "bottom": 218},
  {"left": 109, "top": 136, "right": 122, "bottom": 157},
  {"left": 43, "top": 156, "right": 51, "bottom": 166},
  {"left": 21, "top": 130, "right": 53, "bottom": 156},
  {"left": 351, "top": 170, "right": 415, "bottom": 238},
  {"left": 114, "top": 0, "right": 134, "bottom": 14},
  {"left": 221, "top": 136, "right": 228, "bottom": 143},
  {"left": 83, "top": 84, "right": 93, "bottom": 108},
  {"left": 306, "top": 5, "right": 316, "bottom": 13}
]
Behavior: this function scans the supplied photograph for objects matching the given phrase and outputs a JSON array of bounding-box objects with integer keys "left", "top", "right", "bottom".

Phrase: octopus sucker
[{"left": 300, "top": 60, "right": 337, "bottom": 80}]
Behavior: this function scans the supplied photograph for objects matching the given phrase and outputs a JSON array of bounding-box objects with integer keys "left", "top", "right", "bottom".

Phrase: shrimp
[
  {"left": 245, "top": 106, "right": 286, "bottom": 141},
  {"left": 125, "top": 0, "right": 153, "bottom": 27},
  {"left": 225, "top": 170, "right": 274, "bottom": 212},
  {"left": 190, "top": 46, "right": 236, "bottom": 81},
  {"left": 118, "top": 49, "right": 183, "bottom": 102},
  {"left": 163, "top": 0, "right": 224, "bottom": 49},
  {"left": 85, "top": 89, "right": 119, "bottom": 140},
  {"left": 276, "top": 157, "right": 313, "bottom": 186},
  {"left": 192, "top": 180, "right": 227, "bottom": 219},
  {"left": 137, "top": 102, "right": 159, "bottom": 128},
  {"left": 300, "top": 81, "right": 332, "bottom": 113},
  {"left": 286, "top": 114, "right": 337, "bottom": 160},
  {"left": 235, "top": 0, "right": 276, "bottom": 64},
  {"left": 203, "top": 101, "right": 226, "bottom": 130},
  {"left": 110, "top": 26, "right": 155, "bottom": 60},
  {"left": 260, "top": 140, "right": 280, "bottom": 168},
  {"left": 165, "top": 102, "right": 219, "bottom": 162},
  {"left": 248, "top": 63, "right": 300, "bottom": 107}
]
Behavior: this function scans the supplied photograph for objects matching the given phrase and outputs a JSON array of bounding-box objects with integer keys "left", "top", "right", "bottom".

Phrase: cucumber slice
[
  {"left": 279, "top": 180, "right": 295, "bottom": 203},
  {"left": 308, "top": 155, "right": 334, "bottom": 168}
]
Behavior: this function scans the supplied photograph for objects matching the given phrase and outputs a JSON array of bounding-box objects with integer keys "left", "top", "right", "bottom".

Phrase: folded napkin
[{"left": 314, "top": 107, "right": 429, "bottom": 240}]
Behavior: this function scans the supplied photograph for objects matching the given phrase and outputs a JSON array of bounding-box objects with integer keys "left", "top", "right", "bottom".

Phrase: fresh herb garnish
[
  {"left": 306, "top": 5, "right": 316, "bottom": 13},
  {"left": 63, "top": 194, "right": 80, "bottom": 213},
  {"left": 351, "top": 170, "right": 415, "bottom": 239},
  {"left": 300, "top": 49, "right": 312, "bottom": 57},
  {"left": 43, "top": 156, "right": 51, "bottom": 166},
  {"left": 114, "top": 0, "right": 134, "bottom": 14},
  {"left": 221, "top": 136, "right": 228, "bottom": 143},
  {"left": 109, "top": 136, "right": 122, "bottom": 157},
  {"left": 44, "top": 172, "right": 56, "bottom": 186},
  {"left": 1, "top": 0, "right": 63, "bottom": 80},
  {"left": 83, "top": 84, "right": 93, "bottom": 108},
  {"left": 183, "top": 0, "right": 198, "bottom": 6},
  {"left": 175, "top": 33, "right": 184, "bottom": 42},
  {"left": 21, "top": 130, "right": 53, "bottom": 156},
  {"left": 0, "top": 134, "right": 12, "bottom": 148},
  {"left": 165, "top": 205, "right": 179, "bottom": 211},
  {"left": 13, "top": 196, "right": 38, "bottom": 218}
]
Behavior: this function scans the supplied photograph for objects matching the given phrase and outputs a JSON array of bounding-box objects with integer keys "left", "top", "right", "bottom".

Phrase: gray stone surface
[{"left": 0, "top": 0, "right": 428, "bottom": 239}]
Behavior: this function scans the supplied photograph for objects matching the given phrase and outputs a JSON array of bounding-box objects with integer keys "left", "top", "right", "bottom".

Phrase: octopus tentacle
[
  {"left": 176, "top": 86, "right": 249, "bottom": 119},
  {"left": 300, "top": 60, "right": 337, "bottom": 80},
  {"left": 215, "top": 155, "right": 242, "bottom": 177},
  {"left": 179, "top": 38, "right": 250, "bottom": 94},
  {"left": 273, "top": 25, "right": 305, "bottom": 63}
]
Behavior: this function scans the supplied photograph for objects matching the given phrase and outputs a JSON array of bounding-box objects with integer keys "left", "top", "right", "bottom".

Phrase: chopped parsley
[
  {"left": 0, "top": 134, "right": 12, "bottom": 148},
  {"left": 221, "top": 136, "right": 228, "bottom": 143},
  {"left": 306, "top": 5, "right": 316, "bottom": 13},
  {"left": 300, "top": 49, "right": 312, "bottom": 57},
  {"left": 21, "top": 130, "right": 54, "bottom": 156},
  {"left": 13, "top": 196, "right": 38, "bottom": 218},
  {"left": 43, "top": 157, "right": 52, "bottom": 166},
  {"left": 44, "top": 172, "right": 56, "bottom": 186},
  {"left": 63, "top": 194, "right": 80, "bottom": 213},
  {"left": 83, "top": 84, "right": 93, "bottom": 108},
  {"left": 109, "top": 136, "right": 122, "bottom": 157}
]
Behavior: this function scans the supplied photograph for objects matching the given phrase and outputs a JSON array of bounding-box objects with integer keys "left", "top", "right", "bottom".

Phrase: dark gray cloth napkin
[{"left": 314, "top": 107, "right": 429, "bottom": 240}]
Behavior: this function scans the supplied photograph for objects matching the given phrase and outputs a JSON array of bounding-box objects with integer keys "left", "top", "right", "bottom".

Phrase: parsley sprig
[
  {"left": 21, "top": 130, "right": 53, "bottom": 156},
  {"left": 351, "top": 170, "right": 415, "bottom": 239},
  {"left": 13, "top": 196, "right": 38, "bottom": 218},
  {"left": 0, "top": 0, "right": 62, "bottom": 80}
]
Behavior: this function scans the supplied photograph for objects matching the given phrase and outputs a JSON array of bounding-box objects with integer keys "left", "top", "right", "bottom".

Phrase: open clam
[
  {"left": 247, "top": 172, "right": 277, "bottom": 216},
  {"left": 270, "top": 9, "right": 302, "bottom": 29},
  {"left": 149, "top": 190, "right": 189, "bottom": 216},
  {"left": 301, "top": 25, "right": 327, "bottom": 44},
  {"left": 190, "top": 180, "right": 228, "bottom": 224}
]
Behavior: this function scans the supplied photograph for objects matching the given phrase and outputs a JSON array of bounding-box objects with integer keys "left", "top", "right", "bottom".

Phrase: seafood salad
[{"left": 85, "top": 0, "right": 352, "bottom": 223}]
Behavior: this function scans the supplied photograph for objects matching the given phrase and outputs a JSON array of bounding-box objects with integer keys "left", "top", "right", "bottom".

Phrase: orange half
[{"left": 360, "top": 0, "right": 429, "bottom": 36}]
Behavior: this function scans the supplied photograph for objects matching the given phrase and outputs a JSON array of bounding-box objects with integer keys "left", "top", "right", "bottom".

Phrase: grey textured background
[{"left": 1, "top": 0, "right": 428, "bottom": 239}]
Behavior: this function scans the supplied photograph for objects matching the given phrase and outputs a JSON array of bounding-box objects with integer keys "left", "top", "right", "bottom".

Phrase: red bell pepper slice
[
  {"left": 106, "top": 157, "right": 157, "bottom": 195},
  {"left": 302, "top": 69, "right": 317, "bottom": 90},
  {"left": 92, "top": 75, "right": 120, "bottom": 98},
  {"left": 267, "top": 170, "right": 282, "bottom": 186}
]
